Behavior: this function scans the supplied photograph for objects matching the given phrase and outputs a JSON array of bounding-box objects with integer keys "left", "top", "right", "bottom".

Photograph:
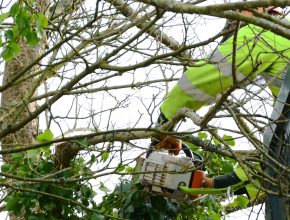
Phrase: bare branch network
[{"left": 0, "top": 0, "right": 289, "bottom": 218}]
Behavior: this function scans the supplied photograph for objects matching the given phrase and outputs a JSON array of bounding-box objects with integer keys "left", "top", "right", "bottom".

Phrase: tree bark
[{"left": 0, "top": 1, "right": 50, "bottom": 219}]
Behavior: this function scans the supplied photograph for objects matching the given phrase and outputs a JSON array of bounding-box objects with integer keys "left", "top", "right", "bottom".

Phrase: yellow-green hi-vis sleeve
[
  {"left": 234, "top": 166, "right": 263, "bottom": 200},
  {"left": 161, "top": 23, "right": 290, "bottom": 120}
]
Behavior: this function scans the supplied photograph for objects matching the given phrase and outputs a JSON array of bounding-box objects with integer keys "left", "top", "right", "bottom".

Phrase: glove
[{"left": 153, "top": 136, "right": 181, "bottom": 155}]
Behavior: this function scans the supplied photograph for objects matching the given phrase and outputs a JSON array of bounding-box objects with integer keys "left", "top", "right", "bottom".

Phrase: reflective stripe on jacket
[{"left": 160, "top": 23, "right": 290, "bottom": 120}]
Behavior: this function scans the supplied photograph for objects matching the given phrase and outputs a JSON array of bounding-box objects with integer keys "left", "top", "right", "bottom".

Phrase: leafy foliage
[
  {"left": 2, "top": 131, "right": 99, "bottom": 219},
  {"left": 99, "top": 181, "right": 224, "bottom": 220},
  {"left": 100, "top": 181, "right": 180, "bottom": 219},
  {"left": 1, "top": 1, "right": 48, "bottom": 60}
]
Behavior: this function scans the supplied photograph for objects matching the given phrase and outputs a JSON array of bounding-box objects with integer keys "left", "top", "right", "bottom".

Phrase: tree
[{"left": 0, "top": 0, "right": 289, "bottom": 219}]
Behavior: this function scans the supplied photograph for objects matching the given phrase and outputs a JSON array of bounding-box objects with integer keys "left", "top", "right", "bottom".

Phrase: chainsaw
[{"left": 138, "top": 144, "right": 205, "bottom": 201}]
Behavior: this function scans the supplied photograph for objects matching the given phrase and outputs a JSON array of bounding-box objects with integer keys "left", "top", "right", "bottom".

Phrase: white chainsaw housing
[{"left": 139, "top": 152, "right": 194, "bottom": 200}]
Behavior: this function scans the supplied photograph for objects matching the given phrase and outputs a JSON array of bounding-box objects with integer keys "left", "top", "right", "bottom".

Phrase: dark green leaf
[
  {"left": 37, "top": 160, "right": 54, "bottom": 174},
  {"left": 11, "top": 152, "right": 25, "bottom": 163},
  {"left": 150, "top": 196, "right": 166, "bottom": 212},
  {"left": 28, "top": 215, "right": 45, "bottom": 220},
  {"left": 36, "top": 129, "right": 54, "bottom": 142},
  {"left": 5, "top": 195, "right": 21, "bottom": 212},
  {"left": 4, "top": 30, "right": 14, "bottom": 40},
  {"left": 1, "top": 164, "right": 10, "bottom": 173},
  {"left": 43, "top": 201, "right": 56, "bottom": 211},
  {"left": 89, "top": 154, "right": 97, "bottom": 164},
  {"left": 9, "top": 3, "right": 19, "bottom": 17},
  {"left": 81, "top": 185, "right": 93, "bottom": 198},
  {"left": 15, "top": 11, "right": 30, "bottom": 32},
  {"left": 26, "top": 31, "right": 40, "bottom": 47},
  {"left": 82, "top": 198, "right": 89, "bottom": 206}
]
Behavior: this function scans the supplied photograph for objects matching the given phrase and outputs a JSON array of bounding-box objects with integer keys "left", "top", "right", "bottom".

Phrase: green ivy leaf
[
  {"left": 36, "top": 129, "right": 54, "bottom": 142},
  {"left": 223, "top": 135, "right": 235, "bottom": 146}
]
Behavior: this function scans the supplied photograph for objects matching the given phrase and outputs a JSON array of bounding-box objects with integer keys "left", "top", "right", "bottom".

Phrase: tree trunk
[{"left": 0, "top": 1, "right": 50, "bottom": 219}]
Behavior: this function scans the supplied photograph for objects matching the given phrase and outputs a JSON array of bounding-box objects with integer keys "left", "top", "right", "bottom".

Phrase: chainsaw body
[{"left": 139, "top": 152, "right": 204, "bottom": 200}]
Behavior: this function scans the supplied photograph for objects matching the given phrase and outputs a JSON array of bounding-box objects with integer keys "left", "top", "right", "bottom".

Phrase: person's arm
[{"left": 160, "top": 24, "right": 290, "bottom": 121}]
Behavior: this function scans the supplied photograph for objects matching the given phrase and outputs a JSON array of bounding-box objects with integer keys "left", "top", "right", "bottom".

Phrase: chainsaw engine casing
[{"left": 139, "top": 152, "right": 195, "bottom": 200}]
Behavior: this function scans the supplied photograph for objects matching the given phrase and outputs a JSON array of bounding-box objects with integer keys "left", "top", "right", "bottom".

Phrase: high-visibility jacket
[
  {"left": 160, "top": 22, "right": 290, "bottom": 200},
  {"left": 160, "top": 22, "right": 290, "bottom": 120},
  {"left": 234, "top": 166, "right": 262, "bottom": 200}
]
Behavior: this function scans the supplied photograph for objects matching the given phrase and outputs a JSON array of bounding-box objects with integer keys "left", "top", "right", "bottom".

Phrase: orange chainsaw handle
[
  {"left": 189, "top": 170, "right": 205, "bottom": 199},
  {"left": 191, "top": 170, "right": 205, "bottom": 188}
]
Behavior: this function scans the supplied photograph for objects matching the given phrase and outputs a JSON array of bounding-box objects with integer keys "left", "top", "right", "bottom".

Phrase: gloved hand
[{"left": 153, "top": 136, "right": 182, "bottom": 155}]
